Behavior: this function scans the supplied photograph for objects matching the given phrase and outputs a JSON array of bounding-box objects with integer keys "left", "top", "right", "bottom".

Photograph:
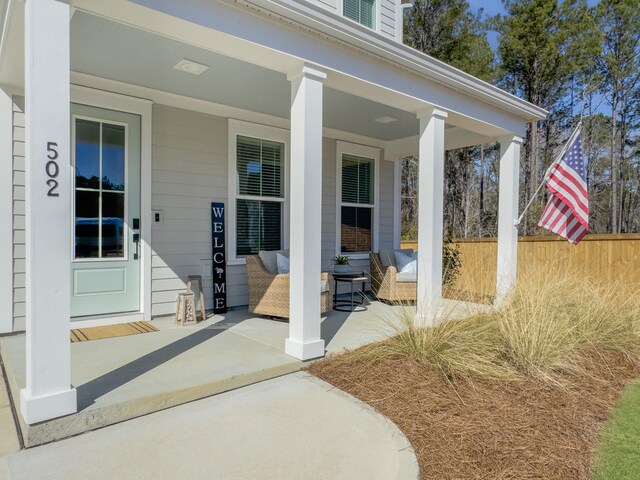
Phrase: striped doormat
[{"left": 70, "top": 321, "right": 159, "bottom": 343}]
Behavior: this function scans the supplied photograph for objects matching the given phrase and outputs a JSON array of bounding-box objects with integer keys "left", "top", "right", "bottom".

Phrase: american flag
[{"left": 538, "top": 131, "right": 589, "bottom": 244}]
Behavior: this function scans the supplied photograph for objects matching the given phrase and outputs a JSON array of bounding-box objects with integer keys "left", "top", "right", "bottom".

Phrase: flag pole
[{"left": 514, "top": 122, "right": 582, "bottom": 226}]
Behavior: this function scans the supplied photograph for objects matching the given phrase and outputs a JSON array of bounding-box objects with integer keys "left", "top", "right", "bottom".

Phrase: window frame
[
  {"left": 335, "top": 141, "right": 380, "bottom": 259},
  {"left": 228, "top": 120, "right": 290, "bottom": 265}
]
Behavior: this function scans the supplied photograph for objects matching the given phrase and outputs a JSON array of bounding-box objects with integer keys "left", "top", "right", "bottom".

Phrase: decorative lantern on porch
[
  {"left": 175, "top": 292, "right": 197, "bottom": 326},
  {"left": 187, "top": 275, "right": 206, "bottom": 321}
]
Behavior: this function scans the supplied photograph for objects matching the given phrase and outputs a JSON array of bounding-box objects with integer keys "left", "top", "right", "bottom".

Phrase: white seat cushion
[
  {"left": 321, "top": 278, "right": 330, "bottom": 293},
  {"left": 396, "top": 272, "right": 417, "bottom": 283}
]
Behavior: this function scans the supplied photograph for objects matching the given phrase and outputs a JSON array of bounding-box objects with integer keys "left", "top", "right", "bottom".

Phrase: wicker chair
[
  {"left": 369, "top": 252, "right": 416, "bottom": 303},
  {"left": 246, "top": 255, "right": 333, "bottom": 318}
]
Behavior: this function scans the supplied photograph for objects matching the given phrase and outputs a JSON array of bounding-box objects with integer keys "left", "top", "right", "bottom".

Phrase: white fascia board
[
  {"left": 262, "top": 0, "right": 547, "bottom": 122},
  {"left": 118, "top": 0, "right": 541, "bottom": 136}
]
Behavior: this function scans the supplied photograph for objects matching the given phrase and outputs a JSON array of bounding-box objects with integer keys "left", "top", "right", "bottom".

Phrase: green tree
[
  {"left": 494, "top": 0, "right": 600, "bottom": 233},
  {"left": 403, "top": 0, "right": 495, "bottom": 239},
  {"left": 404, "top": 0, "right": 494, "bottom": 81},
  {"left": 596, "top": 0, "right": 640, "bottom": 233}
]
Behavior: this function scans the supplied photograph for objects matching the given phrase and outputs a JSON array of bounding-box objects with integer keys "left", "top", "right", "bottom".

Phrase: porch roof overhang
[{"left": 0, "top": 0, "right": 548, "bottom": 149}]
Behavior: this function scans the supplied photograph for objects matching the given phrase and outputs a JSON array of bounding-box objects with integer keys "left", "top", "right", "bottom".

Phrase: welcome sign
[{"left": 211, "top": 202, "right": 227, "bottom": 314}]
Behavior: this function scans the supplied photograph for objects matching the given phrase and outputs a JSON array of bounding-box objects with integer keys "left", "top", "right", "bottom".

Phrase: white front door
[{"left": 70, "top": 104, "right": 141, "bottom": 318}]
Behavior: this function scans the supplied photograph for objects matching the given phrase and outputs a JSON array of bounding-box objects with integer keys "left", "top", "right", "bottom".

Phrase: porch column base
[
  {"left": 285, "top": 338, "right": 325, "bottom": 361},
  {"left": 20, "top": 387, "right": 77, "bottom": 425}
]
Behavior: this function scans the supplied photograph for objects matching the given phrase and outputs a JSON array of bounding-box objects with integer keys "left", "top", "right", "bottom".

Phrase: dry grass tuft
[{"left": 308, "top": 269, "right": 640, "bottom": 478}]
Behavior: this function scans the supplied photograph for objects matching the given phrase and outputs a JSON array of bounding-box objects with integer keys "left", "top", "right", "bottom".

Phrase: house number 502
[{"left": 46, "top": 142, "right": 60, "bottom": 197}]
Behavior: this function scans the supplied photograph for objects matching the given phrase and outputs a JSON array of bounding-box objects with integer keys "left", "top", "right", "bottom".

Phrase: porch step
[
  {"left": 0, "top": 314, "right": 303, "bottom": 448},
  {"left": 0, "top": 358, "right": 21, "bottom": 456}
]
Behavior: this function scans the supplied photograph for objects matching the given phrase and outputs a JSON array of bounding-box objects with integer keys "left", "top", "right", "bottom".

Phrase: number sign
[
  {"left": 211, "top": 202, "right": 227, "bottom": 314},
  {"left": 46, "top": 141, "right": 60, "bottom": 196}
]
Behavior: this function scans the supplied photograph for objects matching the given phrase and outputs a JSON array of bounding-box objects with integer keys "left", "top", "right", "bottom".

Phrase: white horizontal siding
[
  {"left": 12, "top": 98, "right": 26, "bottom": 331},
  {"left": 147, "top": 104, "right": 398, "bottom": 316},
  {"left": 379, "top": 0, "right": 396, "bottom": 39},
  {"left": 150, "top": 104, "right": 233, "bottom": 316}
]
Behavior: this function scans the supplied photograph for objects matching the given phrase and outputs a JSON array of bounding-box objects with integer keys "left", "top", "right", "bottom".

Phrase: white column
[
  {"left": 20, "top": 0, "right": 77, "bottom": 424},
  {"left": 0, "top": 89, "right": 13, "bottom": 334},
  {"left": 285, "top": 65, "right": 326, "bottom": 360},
  {"left": 495, "top": 135, "right": 523, "bottom": 305},
  {"left": 416, "top": 107, "right": 448, "bottom": 325}
]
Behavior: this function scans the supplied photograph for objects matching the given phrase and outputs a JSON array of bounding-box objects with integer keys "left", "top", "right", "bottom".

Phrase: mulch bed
[{"left": 308, "top": 350, "right": 639, "bottom": 479}]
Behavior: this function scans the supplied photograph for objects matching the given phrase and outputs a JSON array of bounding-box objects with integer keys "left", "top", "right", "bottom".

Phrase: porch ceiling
[{"left": 71, "top": 12, "right": 422, "bottom": 142}]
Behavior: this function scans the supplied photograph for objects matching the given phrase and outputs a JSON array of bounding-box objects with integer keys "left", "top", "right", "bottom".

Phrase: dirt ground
[{"left": 309, "top": 350, "right": 639, "bottom": 479}]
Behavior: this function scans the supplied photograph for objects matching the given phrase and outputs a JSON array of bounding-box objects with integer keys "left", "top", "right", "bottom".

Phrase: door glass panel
[
  {"left": 75, "top": 190, "right": 100, "bottom": 258},
  {"left": 74, "top": 117, "right": 127, "bottom": 260},
  {"left": 101, "top": 124, "right": 125, "bottom": 191},
  {"left": 75, "top": 120, "right": 100, "bottom": 189},
  {"left": 102, "top": 192, "right": 125, "bottom": 257}
]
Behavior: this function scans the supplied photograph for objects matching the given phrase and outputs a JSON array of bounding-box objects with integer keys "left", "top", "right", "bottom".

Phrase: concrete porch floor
[{"left": 0, "top": 299, "right": 486, "bottom": 448}]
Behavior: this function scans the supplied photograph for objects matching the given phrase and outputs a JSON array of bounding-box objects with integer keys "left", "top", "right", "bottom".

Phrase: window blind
[
  {"left": 237, "top": 135, "right": 283, "bottom": 199},
  {"left": 343, "top": 0, "right": 375, "bottom": 28},
  {"left": 341, "top": 154, "right": 374, "bottom": 205}
]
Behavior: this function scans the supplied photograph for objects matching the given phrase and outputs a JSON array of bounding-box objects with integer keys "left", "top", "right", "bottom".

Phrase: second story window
[{"left": 343, "top": 0, "right": 375, "bottom": 29}]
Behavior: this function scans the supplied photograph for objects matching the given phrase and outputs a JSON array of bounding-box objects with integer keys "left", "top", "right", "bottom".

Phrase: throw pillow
[
  {"left": 276, "top": 252, "right": 290, "bottom": 274},
  {"left": 395, "top": 251, "right": 413, "bottom": 271}
]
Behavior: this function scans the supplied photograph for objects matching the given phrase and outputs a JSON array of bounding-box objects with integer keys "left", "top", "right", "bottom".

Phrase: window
[
  {"left": 337, "top": 143, "right": 379, "bottom": 256},
  {"left": 229, "top": 121, "right": 289, "bottom": 261},
  {"left": 74, "top": 118, "right": 126, "bottom": 259},
  {"left": 343, "top": 0, "right": 376, "bottom": 29}
]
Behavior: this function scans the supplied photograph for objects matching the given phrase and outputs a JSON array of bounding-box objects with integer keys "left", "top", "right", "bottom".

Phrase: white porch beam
[
  {"left": 495, "top": 135, "right": 523, "bottom": 305},
  {"left": 285, "top": 64, "right": 326, "bottom": 360},
  {"left": 21, "top": 0, "right": 76, "bottom": 424},
  {"left": 0, "top": 87, "right": 12, "bottom": 334},
  {"left": 416, "top": 107, "right": 447, "bottom": 325}
]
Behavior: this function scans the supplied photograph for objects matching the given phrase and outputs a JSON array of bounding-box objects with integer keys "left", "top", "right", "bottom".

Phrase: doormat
[{"left": 70, "top": 322, "right": 159, "bottom": 343}]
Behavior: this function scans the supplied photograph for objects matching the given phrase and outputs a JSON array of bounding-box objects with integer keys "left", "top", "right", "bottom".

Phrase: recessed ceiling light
[
  {"left": 173, "top": 59, "right": 209, "bottom": 75},
  {"left": 374, "top": 116, "right": 399, "bottom": 124}
]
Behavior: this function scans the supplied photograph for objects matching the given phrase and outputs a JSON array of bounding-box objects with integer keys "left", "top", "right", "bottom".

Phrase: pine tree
[
  {"left": 493, "top": 0, "right": 599, "bottom": 233},
  {"left": 596, "top": 0, "right": 640, "bottom": 233}
]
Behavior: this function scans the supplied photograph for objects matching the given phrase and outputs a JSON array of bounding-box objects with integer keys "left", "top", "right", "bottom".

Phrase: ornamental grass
[{"left": 308, "top": 268, "right": 640, "bottom": 479}]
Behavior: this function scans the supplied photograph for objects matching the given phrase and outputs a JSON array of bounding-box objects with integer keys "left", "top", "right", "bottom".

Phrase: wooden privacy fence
[{"left": 401, "top": 234, "right": 640, "bottom": 298}]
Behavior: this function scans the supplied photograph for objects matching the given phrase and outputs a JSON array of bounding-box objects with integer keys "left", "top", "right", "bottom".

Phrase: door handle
[{"left": 133, "top": 233, "right": 140, "bottom": 260}]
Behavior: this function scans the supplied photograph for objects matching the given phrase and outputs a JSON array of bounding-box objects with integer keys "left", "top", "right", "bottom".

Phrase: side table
[{"left": 332, "top": 271, "right": 370, "bottom": 312}]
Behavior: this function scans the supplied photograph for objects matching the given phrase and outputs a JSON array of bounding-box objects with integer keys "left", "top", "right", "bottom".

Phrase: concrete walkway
[{"left": 0, "top": 373, "right": 418, "bottom": 480}]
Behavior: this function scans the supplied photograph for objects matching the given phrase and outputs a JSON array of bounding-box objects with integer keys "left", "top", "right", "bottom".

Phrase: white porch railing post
[
  {"left": 285, "top": 64, "right": 326, "bottom": 360},
  {"left": 21, "top": 0, "right": 77, "bottom": 424},
  {"left": 416, "top": 107, "right": 448, "bottom": 325},
  {"left": 495, "top": 135, "right": 523, "bottom": 306}
]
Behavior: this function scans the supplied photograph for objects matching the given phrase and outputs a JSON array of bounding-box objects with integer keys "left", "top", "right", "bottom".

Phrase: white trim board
[{"left": 335, "top": 140, "right": 380, "bottom": 259}]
